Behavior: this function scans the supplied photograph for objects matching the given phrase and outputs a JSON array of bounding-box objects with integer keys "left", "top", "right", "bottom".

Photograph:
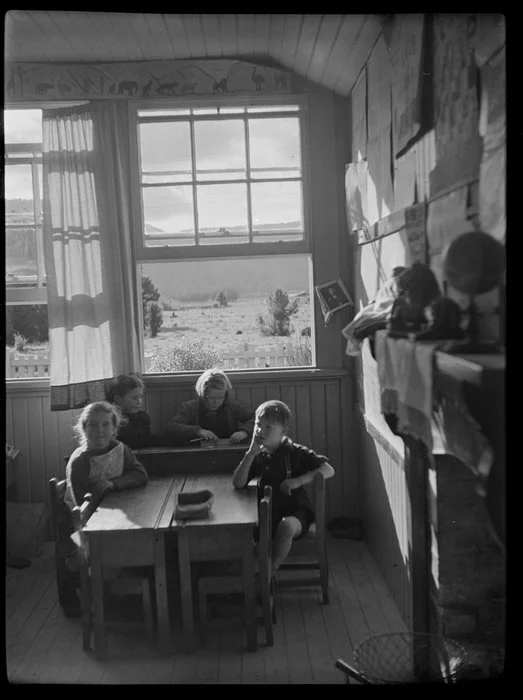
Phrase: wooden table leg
[
  {"left": 178, "top": 529, "right": 197, "bottom": 650},
  {"left": 90, "top": 538, "right": 106, "bottom": 657},
  {"left": 154, "top": 532, "right": 170, "bottom": 654},
  {"left": 243, "top": 533, "right": 257, "bottom": 651}
]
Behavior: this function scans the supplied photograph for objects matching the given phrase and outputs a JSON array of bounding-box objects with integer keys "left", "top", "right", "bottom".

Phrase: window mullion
[
  {"left": 244, "top": 116, "right": 253, "bottom": 244},
  {"left": 31, "top": 161, "right": 45, "bottom": 288},
  {"left": 189, "top": 116, "right": 199, "bottom": 246}
]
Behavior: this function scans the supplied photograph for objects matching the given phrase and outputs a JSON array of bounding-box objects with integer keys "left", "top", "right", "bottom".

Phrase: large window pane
[
  {"left": 139, "top": 122, "right": 192, "bottom": 183},
  {"left": 196, "top": 183, "right": 248, "bottom": 242},
  {"left": 194, "top": 120, "right": 246, "bottom": 181},
  {"left": 142, "top": 186, "right": 195, "bottom": 245},
  {"left": 140, "top": 255, "right": 313, "bottom": 373},
  {"left": 251, "top": 181, "right": 304, "bottom": 241},
  {"left": 6, "top": 228, "right": 38, "bottom": 285},
  {"left": 248, "top": 117, "right": 301, "bottom": 179},
  {"left": 4, "top": 109, "right": 42, "bottom": 143}
]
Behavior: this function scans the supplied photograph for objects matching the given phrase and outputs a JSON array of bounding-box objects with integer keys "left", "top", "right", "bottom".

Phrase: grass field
[{"left": 144, "top": 295, "right": 312, "bottom": 371}]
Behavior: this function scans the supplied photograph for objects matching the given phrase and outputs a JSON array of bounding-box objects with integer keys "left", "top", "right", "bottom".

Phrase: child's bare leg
[{"left": 272, "top": 516, "right": 302, "bottom": 571}]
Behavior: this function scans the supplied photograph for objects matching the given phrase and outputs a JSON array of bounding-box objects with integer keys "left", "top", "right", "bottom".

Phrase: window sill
[
  {"left": 5, "top": 367, "right": 348, "bottom": 396},
  {"left": 143, "top": 366, "right": 347, "bottom": 387}
]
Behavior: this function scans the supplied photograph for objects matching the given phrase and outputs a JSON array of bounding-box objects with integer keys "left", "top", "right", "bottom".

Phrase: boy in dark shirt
[{"left": 232, "top": 400, "right": 335, "bottom": 571}]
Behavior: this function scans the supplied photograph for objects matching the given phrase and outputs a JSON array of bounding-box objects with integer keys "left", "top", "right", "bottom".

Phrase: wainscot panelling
[
  {"left": 358, "top": 413, "right": 412, "bottom": 631},
  {"left": 6, "top": 369, "right": 354, "bottom": 538}
]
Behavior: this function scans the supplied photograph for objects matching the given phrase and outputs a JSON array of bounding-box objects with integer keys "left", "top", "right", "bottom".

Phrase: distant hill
[{"left": 141, "top": 256, "right": 310, "bottom": 299}]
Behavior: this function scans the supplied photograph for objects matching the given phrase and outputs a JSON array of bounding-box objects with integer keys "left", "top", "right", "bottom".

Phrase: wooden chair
[
  {"left": 49, "top": 477, "right": 155, "bottom": 652},
  {"left": 49, "top": 477, "right": 72, "bottom": 608},
  {"left": 197, "top": 485, "right": 275, "bottom": 646},
  {"left": 277, "top": 472, "right": 329, "bottom": 603}
]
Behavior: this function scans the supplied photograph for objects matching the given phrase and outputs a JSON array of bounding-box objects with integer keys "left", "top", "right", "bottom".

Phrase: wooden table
[
  {"left": 83, "top": 475, "right": 184, "bottom": 656},
  {"left": 136, "top": 442, "right": 247, "bottom": 476},
  {"left": 172, "top": 473, "right": 259, "bottom": 651},
  {"left": 83, "top": 471, "right": 258, "bottom": 656}
]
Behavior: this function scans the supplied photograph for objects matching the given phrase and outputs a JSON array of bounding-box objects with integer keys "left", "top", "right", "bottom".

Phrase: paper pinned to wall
[
  {"left": 430, "top": 14, "right": 481, "bottom": 194},
  {"left": 402, "top": 202, "right": 427, "bottom": 264},
  {"left": 351, "top": 69, "right": 367, "bottom": 162},
  {"left": 367, "top": 128, "right": 394, "bottom": 224},
  {"left": 389, "top": 14, "right": 425, "bottom": 156},
  {"left": 393, "top": 148, "right": 417, "bottom": 211},
  {"left": 478, "top": 45, "right": 506, "bottom": 241},
  {"left": 426, "top": 186, "right": 469, "bottom": 257},
  {"left": 345, "top": 160, "right": 369, "bottom": 235}
]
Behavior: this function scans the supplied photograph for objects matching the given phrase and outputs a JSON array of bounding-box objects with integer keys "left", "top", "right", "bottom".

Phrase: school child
[
  {"left": 232, "top": 400, "right": 335, "bottom": 571},
  {"left": 57, "top": 401, "right": 148, "bottom": 617},
  {"left": 165, "top": 368, "right": 255, "bottom": 445},
  {"left": 107, "top": 373, "right": 176, "bottom": 448}
]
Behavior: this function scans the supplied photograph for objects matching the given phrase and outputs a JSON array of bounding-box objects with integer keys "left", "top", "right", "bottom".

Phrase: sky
[{"left": 5, "top": 109, "right": 304, "bottom": 232}]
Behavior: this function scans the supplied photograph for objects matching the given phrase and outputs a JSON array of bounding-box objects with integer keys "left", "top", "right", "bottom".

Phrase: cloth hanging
[{"left": 42, "top": 101, "right": 140, "bottom": 410}]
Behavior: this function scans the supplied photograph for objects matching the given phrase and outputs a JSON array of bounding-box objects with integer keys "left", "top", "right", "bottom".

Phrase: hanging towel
[{"left": 375, "top": 330, "right": 440, "bottom": 450}]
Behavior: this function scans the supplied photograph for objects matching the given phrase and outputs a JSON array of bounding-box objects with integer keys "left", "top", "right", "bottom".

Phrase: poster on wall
[
  {"left": 430, "top": 14, "right": 482, "bottom": 195},
  {"left": 389, "top": 14, "right": 425, "bottom": 156},
  {"left": 315, "top": 279, "right": 354, "bottom": 326},
  {"left": 345, "top": 161, "right": 369, "bottom": 236},
  {"left": 402, "top": 202, "right": 427, "bottom": 264},
  {"left": 473, "top": 13, "right": 505, "bottom": 67},
  {"left": 366, "top": 35, "right": 394, "bottom": 223},
  {"left": 393, "top": 148, "right": 417, "bottom": 211},
  {"left": 426, "top": 186, "right": 469, "bottom": 257},
  {"left": 351, "top": 69, "right": 367, "bottom": 162},
  {"left": 367, "top": 129, "right": 394, "bottom": 225},
  {"left": 478, "top": 45, "right": 505, "bottom": 241}
]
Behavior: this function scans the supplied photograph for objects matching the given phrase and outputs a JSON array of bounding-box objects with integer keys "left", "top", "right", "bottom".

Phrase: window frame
[
  {"left": 128, "top": 93, "right": 312, "bottom": 262},
  {"left": 5, "top": 142, "right": 46, "bottom": 305}
]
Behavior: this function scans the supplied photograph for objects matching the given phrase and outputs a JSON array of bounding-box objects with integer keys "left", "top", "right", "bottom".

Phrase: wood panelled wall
[
  {"left": 5, "top": 371, "right": 354, "bottom": 535},
  {"left": 348, "top": 13, "right": 505, "bottom": 628}
]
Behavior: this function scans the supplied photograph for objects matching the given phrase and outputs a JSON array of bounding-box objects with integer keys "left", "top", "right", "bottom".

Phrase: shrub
[
  {"left": 215, "top": 290, "right": 228, "bottom": 307},
  {"left": 257, "top": 288, "right": 298, "bottom": 337},
  {"left": 148, "top": 339, "right": 222, "bottom": 373},
  {"left": 14, "top": 333, "right": 27, "bottom": 352},
  {"left": 6, "top": 305, "right": 49, "bottom": 346},
  {"left": 148, "top": 302, "right": 164, "bottom": 338}
]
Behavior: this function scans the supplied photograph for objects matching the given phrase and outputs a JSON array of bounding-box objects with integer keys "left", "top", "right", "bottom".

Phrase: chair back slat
[
  {"left": 259, "top": 485, "right": 272, "bottom": 582},
  {"left": 313, "top": 472, "right": 326, "bottom": 538},
  {"left": 48, "top": 477, "right": 67, "bottom": 541}
]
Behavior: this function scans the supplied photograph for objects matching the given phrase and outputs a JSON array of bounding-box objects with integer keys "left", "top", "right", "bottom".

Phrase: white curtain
[{"left": 42, "top": 101, "right": 140, "bottom": 410}]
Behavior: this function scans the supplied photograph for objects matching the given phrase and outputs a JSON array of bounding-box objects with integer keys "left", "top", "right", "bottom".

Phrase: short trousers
[{"left": 272, "top": 507, "right": 314, "bottom": 538}]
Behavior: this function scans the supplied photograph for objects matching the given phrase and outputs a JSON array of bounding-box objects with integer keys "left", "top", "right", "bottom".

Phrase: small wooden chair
[
  {"left": 277, "top": 472, "right": 329, "bottom": 603},
  {"left": 198, "top": 485, "right": 275, "bottom": 646}
]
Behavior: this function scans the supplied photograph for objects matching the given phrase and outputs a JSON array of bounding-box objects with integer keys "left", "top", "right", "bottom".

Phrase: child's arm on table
[{"left": 110, "top": 445, "right": 148, "bottom": 491}]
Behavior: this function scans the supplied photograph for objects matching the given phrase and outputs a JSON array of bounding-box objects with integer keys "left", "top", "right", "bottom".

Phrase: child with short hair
[
  {"left": 57, "top": 401, "right": 148, "bottom": 617},
  {"left": 107, "top": 373, "right": 174, "bottom": 448},
  {"left": 166, "top": 368, "right": 255, "bottom": 445},
  {"left": 232, "top": 399, "right": 335, "bottom": 571}
]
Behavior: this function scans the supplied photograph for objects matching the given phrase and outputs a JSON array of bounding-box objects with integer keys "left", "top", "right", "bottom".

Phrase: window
[
  {"left": 140, "top": 256, "right": 313, "bottom": 374},
  {"left": 5, "top": 109, "right": 45, "bottom": 302},
  {"left": 5, "top": 109, "right": 50, "bottom": 379},
  {"left": 131, "top": 97, "right": 314, "bottom": 372},
  {"left": 131, "top": 99, "right": 309, "bottom": 258}
]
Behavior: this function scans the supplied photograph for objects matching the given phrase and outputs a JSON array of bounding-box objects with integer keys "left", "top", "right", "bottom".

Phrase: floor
[{"left": 7, "top": 535, "right": 408, "bottom": 684}]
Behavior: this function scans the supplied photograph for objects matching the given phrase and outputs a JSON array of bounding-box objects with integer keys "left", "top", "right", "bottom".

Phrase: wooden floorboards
[{"left": 7, "top": 537, "right": 408, "bottom": 684}]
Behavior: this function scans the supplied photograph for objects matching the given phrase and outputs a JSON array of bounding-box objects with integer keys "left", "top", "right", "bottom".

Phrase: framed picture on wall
[{"left": 315, "top": 279, "right": 354, "bottom": 314}]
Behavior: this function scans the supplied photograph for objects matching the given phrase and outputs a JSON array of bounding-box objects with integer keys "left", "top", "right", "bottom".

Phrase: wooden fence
[{"left": 6, "top": 349, "right": 50, "bottom": 378}]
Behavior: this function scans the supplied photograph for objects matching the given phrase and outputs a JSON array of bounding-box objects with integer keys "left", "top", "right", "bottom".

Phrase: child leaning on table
[
  {"left": 107, "top": 372, "right": 176, "bottom": 448},
  {"left": 165, "top": 368, "right": 255, "bottom": 445},
  {"left": 232, "top": 400, "right": 335, "bottom": 572},
  {"left": 56, "top": 401, "right": 148, "bottom": 617}
]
